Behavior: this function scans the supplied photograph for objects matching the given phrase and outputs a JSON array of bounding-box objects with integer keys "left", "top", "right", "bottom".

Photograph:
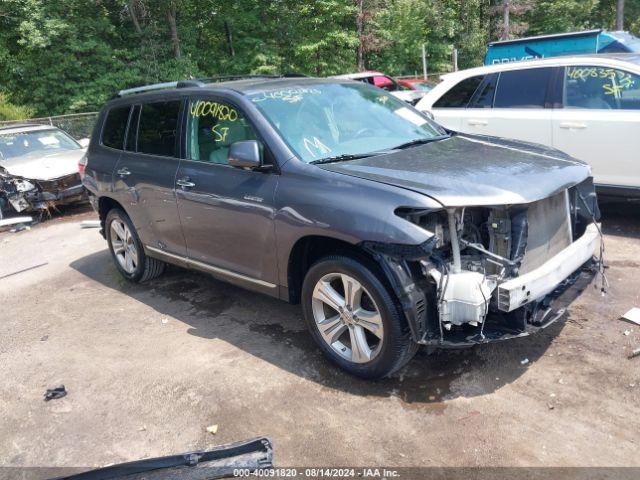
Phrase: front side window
[
  {"left": 433, "top": 76, "right": 483, "bottom": 108},
  {"left": 186, "top": 99, "right": 257, "bottom": 165},
  {"left": 564, "top": 66, "right": 640, "bottom": 110},
  {"left": 102, "top": 106, "right": 130, "bottom": 149},
  {"left": 137, "top": 101, "right": 180, "bottom": 157},
  {"left": 249, "top": 83, "right": 445, "bottom": 163},
  {"left": 494, "top": 67, "right": 553, "bottom": 108}
]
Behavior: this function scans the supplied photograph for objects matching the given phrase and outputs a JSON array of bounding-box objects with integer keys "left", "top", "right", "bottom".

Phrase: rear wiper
[
  {"left": 391, "top": 135, "right": 450, "bottom": 150},
  {"left": 309, "top": 153, "right": 377, "bottom": 165}
]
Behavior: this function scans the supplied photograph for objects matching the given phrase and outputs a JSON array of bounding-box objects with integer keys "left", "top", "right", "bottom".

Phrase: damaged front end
[
  {"left": 364, "top": 178, "right": 602, "bottom": 347},
  {"left": 0, "top": 168, "right": 86, "bottom": 217}
]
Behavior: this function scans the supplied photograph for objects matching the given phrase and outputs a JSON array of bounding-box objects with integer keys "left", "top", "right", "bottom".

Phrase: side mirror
[
  {"left": 78, "top": 138, "right": 90, "bottom": 148},
  {"left": 228, "top": 140, "right": 263, "bottom": 169}
]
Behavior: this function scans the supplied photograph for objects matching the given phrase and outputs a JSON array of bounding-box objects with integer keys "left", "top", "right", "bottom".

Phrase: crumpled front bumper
[
  {"left": 497, "top": 222, "right": 601, "bottom": 312},
  {"left": 1, "top": 173, "right": 87, "bottom": 213},
  {"left": 369, "top": 223, "right": 601, "bottom": 348}
]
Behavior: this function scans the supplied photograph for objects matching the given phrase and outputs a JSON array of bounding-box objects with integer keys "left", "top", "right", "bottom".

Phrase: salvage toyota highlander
[{"left": 83, "top": 76, "right": 602, "bottom": 379}]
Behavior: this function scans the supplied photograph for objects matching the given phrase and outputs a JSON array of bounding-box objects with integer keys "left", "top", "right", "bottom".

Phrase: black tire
[
  {"left": 105, "top": 208, "right": 165, "bottom": 283},
  {"left": 301, "top": 255, "right": 418, "bottom": 379}
]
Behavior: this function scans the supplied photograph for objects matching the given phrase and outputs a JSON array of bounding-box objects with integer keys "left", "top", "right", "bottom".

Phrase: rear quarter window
[{"left": 101, "top": 106, "right": 131, "bottom": 149}]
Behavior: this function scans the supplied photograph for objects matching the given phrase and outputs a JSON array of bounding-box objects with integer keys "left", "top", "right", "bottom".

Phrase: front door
[
  {"left": 112, "top": 100, "right": 186, "bottom": 256},
  {"left": 552, "top": 65, "right": 640, "bottom": 189},
  {"left": 175, "top": 96, "right": 279, "bottom": 289}
]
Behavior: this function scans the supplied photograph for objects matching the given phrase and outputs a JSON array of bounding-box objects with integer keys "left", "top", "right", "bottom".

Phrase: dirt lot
[{"left": 0, "top": 202, "right": 638, "bottom": 470}]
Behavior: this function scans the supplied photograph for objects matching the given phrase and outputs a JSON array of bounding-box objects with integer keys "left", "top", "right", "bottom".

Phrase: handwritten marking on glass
[
  {"left": 566, "top": 67, "right": 635, "bottom": 96},
  {"left": 252, "top": 88, "right": 321, "bottom": 104},
  {"left": 303, "top": 137, "right": 331, "bottom": 157},
  {"left": 190, "top": 101, "right": 238, "bottom": 121}
]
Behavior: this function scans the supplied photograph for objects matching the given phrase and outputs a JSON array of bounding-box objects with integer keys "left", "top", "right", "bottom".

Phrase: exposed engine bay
[
  {"left": 0, "top": 168, "right": 86, "bottom": 218},
  {"left": 366, "top": 177, "right": 603, "bottom": 347}
]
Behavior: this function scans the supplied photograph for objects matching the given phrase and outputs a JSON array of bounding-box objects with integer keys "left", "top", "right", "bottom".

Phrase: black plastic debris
[{"left": 44, "top": 385, "right": 67, "bottom": 401}]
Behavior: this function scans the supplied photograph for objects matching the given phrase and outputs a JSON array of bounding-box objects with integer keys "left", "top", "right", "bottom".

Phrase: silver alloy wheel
[
  {"left": 110, "top": 219, "right": 138, "bottom": 274},
  {"left": 311, "top": 272, "right": 384, "bottom": 363}
]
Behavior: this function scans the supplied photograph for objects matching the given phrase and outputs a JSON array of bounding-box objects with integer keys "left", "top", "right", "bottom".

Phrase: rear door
[
  {"left": 112, "top": 99, "right": 186, "bottom": 256},
  {"left": 552, "top": 65, "right": 640, "bottom": 189},
  {"left": 175, "top": 95, "right": 279, "bottom": 291}
]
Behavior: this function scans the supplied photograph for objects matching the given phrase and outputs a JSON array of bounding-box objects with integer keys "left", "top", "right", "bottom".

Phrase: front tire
[
  {"left": 105, "top": 208, "right": 165, "bottom": 282},
  {"left": 301, "top": 255, "right": 417, "bottom": 379}
]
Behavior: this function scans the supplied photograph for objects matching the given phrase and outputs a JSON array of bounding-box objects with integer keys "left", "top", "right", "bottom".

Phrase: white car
[
  {"left": 416, "top": 54, "right": 640, "bottom": 196},
  {"left": 332, "top": 71, "right": 425, "bottom": 104},
  {"left": 0, "top": 124, "right": 89, "bottom": 216}
]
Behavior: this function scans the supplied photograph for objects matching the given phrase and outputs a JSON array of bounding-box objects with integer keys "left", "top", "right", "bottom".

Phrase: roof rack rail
[
  {"left": 116, "top": 73, "right": 309, "bottom": 97},
  {"left": 117, "top": 80, "right": 205, "bottom": 97}
]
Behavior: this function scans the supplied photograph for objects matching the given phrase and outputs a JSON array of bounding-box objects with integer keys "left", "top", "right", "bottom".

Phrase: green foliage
[
  {"left": 0, "top": 92, "right": 34, "bottom": 120},
  {"left": 0, "top": 0, "right": 636, "bottom": 116}
]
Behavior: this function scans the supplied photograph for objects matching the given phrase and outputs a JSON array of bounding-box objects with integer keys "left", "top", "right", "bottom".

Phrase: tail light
[{"left": 78, "top": 153, "right": 87, "bottom": 179}]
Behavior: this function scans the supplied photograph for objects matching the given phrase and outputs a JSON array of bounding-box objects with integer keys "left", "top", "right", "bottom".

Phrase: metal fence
[{"left": 0, "top": 112, "right": 99, "bottom": 140}]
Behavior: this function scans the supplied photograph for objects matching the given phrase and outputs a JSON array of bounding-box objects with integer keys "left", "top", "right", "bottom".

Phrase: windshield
[
  {"left": 0, "top": 128, "right": 81, "bottom": 163},
  {"left": 249, "top": 83, "right": 445, "bottom": 163}
]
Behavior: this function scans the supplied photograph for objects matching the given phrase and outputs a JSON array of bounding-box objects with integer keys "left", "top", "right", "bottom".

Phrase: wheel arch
[
  {"left": 98, "top": 196, "right": 126, "bottom": 238},
  {"left": 286, "top": 235, "right": 383, "bottom": 305}
]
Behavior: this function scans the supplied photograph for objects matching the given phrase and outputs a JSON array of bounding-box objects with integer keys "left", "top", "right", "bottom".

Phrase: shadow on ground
[
  {"left": 600, "top": 198, "right": 640, "bottom": 239},
  {"left": 70, "top": 247, "right": 574, "bottom": 407}
]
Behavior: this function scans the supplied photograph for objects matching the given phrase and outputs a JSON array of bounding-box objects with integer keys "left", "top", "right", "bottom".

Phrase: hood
[
  {"left": 0, "top": 148, "right": 85, "bottom": 180},
  {"left": 319, "top": 133, "right": 590, "bottom": 207}
]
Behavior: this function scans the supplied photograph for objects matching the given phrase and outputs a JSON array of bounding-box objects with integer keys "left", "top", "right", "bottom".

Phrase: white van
[{"left": 416, "top": 54, "right": 640, "bottom": 196}]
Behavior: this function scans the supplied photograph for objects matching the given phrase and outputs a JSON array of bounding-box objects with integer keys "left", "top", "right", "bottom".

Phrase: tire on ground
[
  {"left": 105, "top": 208, "right": 165, "bottom": 283},
  {"left": 301, "top": 254, "right": 418, "bottom": 379}
]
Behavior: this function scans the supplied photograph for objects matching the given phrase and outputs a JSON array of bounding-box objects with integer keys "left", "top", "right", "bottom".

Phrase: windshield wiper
[
  {"left": 391, "top": 135, "right": 450, "bottom": 150},
  {"left": 309, "top": 153, "right": 378, "bottom": 165}
]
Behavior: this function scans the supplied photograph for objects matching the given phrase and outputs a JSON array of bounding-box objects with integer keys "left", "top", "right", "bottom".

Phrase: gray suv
[{"left": 84, "top": 76, "right": 602, "bottom": 379}]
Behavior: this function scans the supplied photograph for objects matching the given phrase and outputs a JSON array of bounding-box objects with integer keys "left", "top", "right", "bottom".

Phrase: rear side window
[
  {"left": 101, "top": 106, "right": 130, "bottom": 149},
  {"left": 434, "top": 76, "right": 483, "bottom": 108},
  {"left": 137, "top": 101, "right": 181, "bottom": 157},
  {"left": 494, "top": 68, "right": 553, "bottom": 108}
]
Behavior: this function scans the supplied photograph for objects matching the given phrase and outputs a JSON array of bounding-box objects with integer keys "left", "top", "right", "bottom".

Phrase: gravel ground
[{"left": 0, "top": 202, "right": 638, "bottom": 471}]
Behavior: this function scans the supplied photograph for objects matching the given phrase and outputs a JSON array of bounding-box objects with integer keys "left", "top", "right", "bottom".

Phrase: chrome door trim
[{"left": 145, "top": 245, "right": 277, "bottom": 289}]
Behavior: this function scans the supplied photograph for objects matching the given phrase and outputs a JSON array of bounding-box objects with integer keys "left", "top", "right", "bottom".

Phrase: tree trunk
[
  {"left": 128, "top": 0, "right": 143, "bottom": 35},
  {"left": 616, "top": 0, "right": 625, "bottom": 30},
  {"left": 166, "top": 4, "right": 181, "bottom": 60},
  {"left": 502, "top": 0, "right": 510, "bottom": 40},
  {"left": 224, "top": 21, "right": 235, "bottom": 57},
  {"left": 356, "top": 0, "right": 364, "bottom": 71}
]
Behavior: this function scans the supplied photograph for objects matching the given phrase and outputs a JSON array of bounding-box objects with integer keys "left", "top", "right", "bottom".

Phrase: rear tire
[
  {"left": 301, "top": 255, "right": 417, "bottom": 379},
  {"left": 105, "top": 208, "right": 165, "bottom": 282}
]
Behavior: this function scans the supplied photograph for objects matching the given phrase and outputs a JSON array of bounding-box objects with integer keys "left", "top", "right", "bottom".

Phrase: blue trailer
[{"left": 485, "top": 29, "right": 640, "bottom": 65}]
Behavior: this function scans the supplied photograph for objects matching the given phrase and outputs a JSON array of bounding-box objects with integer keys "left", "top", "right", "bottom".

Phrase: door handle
[
  {"left": 559, "top": 122, "right": 587, "bottom": 130},
  {"left": 468, "top": 119, "right": 488, "bottom": 126},
  {"left": 176, "top": 177, "right": 196, "bottom": 189},
  {"left": 116, "top": 167, "right": 131, "bottom": 177}
]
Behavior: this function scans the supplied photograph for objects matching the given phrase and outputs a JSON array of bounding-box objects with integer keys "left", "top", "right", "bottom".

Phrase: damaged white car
[{"left": 0, "top": 124, "right": 88, "bottom": 217}]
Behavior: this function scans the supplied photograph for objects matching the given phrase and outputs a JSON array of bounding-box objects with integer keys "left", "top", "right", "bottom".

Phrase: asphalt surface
[{"left": 0, "top": 202, "right": 638, "bottom": 470}]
